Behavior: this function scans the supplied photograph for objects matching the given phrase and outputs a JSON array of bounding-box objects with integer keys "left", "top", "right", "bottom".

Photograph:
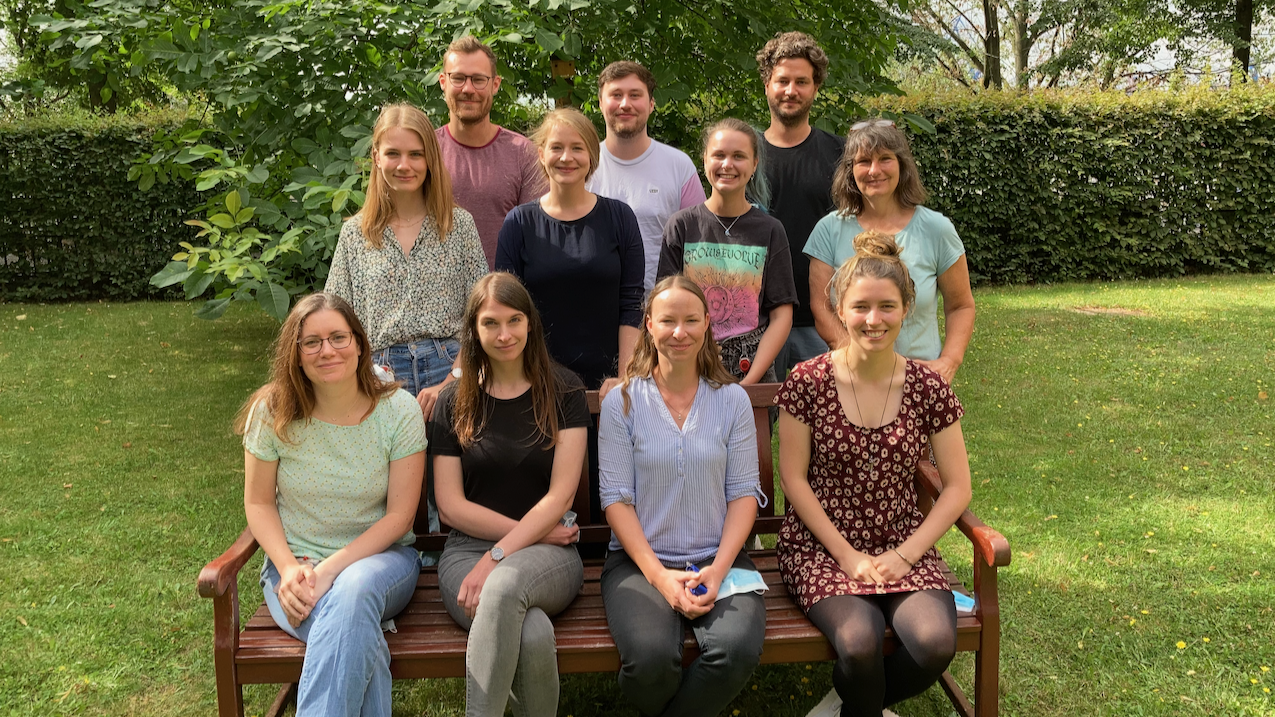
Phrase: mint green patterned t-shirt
[{"left": 243, "top": 389, "right": 427, "bottom": 560}]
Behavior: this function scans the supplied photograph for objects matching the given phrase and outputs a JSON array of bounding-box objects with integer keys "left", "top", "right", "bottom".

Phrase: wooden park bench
[{"left": 198, "top": 383, "right": 1011, "bottom": 717}]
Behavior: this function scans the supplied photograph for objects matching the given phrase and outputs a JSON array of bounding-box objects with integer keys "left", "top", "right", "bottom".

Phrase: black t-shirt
[
  {"left": 761, "top": 127, "right": 845, "bottom": 327},
  {"left": 656, "top": 204, "right": 798, "bottom": 340},
  {"left": 494, "top": 197, "right": 645, "bottom": 389},
  {"left": 429, "top": 365, "right": 591, "bottom": 521}
]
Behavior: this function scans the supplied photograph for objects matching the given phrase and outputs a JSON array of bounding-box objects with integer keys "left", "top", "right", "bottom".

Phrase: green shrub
[
  {"left": 864, "top": 87, "right": 1275, "bottom": 284},
  {"left": 0, "top": 109, "right": 203, "bottom": 301}
]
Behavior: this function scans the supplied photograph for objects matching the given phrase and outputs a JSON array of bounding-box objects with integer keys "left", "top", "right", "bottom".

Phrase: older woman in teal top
[
  {"left": 805, "top": 120, "right": 975, "bottom": 384},
  {"left": 237, "top": 292, "right": 426, "bottom": 717}
]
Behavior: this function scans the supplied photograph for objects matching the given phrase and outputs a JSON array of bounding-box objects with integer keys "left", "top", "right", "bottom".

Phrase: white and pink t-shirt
[{"left": 589, "top": 139, "right": 706, "bottom": 291}]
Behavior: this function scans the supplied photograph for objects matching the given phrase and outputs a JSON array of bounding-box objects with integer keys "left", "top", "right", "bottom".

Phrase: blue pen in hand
[{"left": 685, "top": 563, "right": 708, "bottom": 596}]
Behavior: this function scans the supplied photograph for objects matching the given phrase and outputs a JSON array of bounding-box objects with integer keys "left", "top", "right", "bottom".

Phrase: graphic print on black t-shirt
[{"left": 681, "top": 241, "right": 768, "bottom": 341}]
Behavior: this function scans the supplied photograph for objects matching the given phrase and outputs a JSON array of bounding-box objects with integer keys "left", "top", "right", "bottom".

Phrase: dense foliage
[
  {"left": 15, "top": 0, "right": 902, "bottom": 319},
  {"left": 0, "top": 109, "right": 202, "bottom": 301},
  {"left": 865, "top": 86, "right": 1275, "bottom": 283}
]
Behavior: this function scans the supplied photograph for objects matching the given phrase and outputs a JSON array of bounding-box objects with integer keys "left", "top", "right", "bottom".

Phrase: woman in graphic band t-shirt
[
  {"left": 658, "top": 118, "right": 796, "bottom": 383},
  {"left": 430, "top": 272, "right": 588, "bottom": 717}
]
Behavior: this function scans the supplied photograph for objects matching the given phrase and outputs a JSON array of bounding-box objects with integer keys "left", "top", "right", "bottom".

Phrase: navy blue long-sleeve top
[{"left": 495, "top": 196, "right": 645, "bottom": 388}]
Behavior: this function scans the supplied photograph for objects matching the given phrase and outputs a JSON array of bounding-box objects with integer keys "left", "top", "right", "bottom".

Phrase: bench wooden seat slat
[{"left": 200, "top": 384, "right": 1010, "bottom": 717}]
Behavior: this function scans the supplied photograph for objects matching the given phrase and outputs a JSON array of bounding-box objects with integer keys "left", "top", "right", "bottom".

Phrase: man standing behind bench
[
  {"left": 589, "top": 61, "right": 706, "bottom": 291},
  {"left": 757, "top": 32, "right": 845, "bottom": 373},
  {"left": 436, "top": 36, "right": 546, "bottom": 267}
]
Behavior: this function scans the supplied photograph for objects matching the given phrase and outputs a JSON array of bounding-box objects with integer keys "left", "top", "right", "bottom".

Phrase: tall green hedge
[
  {"left": 0, "top": 110, "right": 203, "bottom": 302},
  {"left": 864, "top": 88, "right": 1275, "bottom": 284}
]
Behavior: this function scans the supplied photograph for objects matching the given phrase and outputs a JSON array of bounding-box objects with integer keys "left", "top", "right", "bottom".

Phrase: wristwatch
[{"left": 489, "top": 546, "right": 505, "bottom": 562}]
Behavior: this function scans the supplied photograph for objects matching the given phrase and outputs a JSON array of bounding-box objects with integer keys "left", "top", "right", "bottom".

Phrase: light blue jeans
[
  {"left": 438, "top": 532, "right": 584, "bottom": 717},
  {"left": 372, "top": 337, "right": 458, "bottom": 558},
  {"left": 261, "top": 544, "right": 420, "bottom": 717}
]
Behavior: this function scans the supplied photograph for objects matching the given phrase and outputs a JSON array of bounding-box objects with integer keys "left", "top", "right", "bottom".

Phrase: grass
[{"left": 1, "top": 273, "right": 1273, "bottom": 716}]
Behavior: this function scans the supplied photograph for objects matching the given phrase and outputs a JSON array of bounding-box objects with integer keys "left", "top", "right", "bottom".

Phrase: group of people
[{"left": 236, "top": 30, "right": 978, "bottom": 717}]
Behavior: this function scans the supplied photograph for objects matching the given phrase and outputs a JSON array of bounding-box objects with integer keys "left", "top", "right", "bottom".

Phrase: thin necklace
[
  {"left": 847, "top": 352, "right": 898, "bottom": 429},
  {"left": 712, "top": 210, "right": 745, "bottom": 236}
]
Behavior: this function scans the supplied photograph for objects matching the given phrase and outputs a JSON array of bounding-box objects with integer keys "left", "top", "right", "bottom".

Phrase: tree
[{"left": 28, "top": 0, "right": 905, "bottom": 319}]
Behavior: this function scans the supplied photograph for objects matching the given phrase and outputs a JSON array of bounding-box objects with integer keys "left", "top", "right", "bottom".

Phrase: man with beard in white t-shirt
[{"left": 588, "top": 61, "right": 706, "bottom": 292}]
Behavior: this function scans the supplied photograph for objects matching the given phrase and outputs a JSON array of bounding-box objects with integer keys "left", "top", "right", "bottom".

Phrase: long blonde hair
[
  {"left": 233, "top": 293, "right": 399, "bottom": 444},
  {"left": 358, "top": 103, "right": 455, "bottom": 247},
  {"left": 618, "top": 275, "right": 736, "bottom": 415},
  {"left": 451, "top": 273, "right": 561, "bottom": 449}
]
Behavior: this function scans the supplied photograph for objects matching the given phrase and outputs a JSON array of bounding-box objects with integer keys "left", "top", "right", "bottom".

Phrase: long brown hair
[
  {"left": 233, "top": 293, "right": 399, "bottom": 444},
  {"left": 451, "top": 273, "right": 561, "bottom": 448},
  {"left": 831, "top": 121, "right": 927, "bottom": 217},
  {"left": 618, "top": 275, "right": 736, "bottom": 415},
  {"left": 358, "top": 103, "right": 455, "bottom": 247},
  {"left": 829, "top": 230, "right": 916, "bottom": 317}
]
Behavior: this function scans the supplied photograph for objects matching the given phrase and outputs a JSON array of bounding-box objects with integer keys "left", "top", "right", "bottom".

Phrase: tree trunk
[
  {"left": 1012, "top": 0, "right": 1030, "bottom": 88},
  {"left": 983, "top": 0, "right": 1003, "bottom": 89},
  {"left": 1234, "top": 0, "right": 1253, "bottom": 82}
]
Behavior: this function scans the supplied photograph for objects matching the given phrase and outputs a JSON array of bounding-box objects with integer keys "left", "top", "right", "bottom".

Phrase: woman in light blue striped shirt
[{"left": 598, "top": 274, "right": 767, "bottom": 717}]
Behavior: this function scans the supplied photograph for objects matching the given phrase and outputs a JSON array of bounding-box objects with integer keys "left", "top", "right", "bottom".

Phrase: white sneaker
[
  {"left": 806, "top": 688, "right": 841, "bottom": 717},
  {"left": 883, "top": 710, "right": 901, "bottom": 717}
]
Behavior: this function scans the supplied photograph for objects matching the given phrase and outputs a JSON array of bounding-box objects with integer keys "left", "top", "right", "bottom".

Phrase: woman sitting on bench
[
  {"left": 599, "top": 274, "right": 767, "bottom": 717},
  {"left": 775, "top": 231, "right": 972, "bottom": 717},
  {"left": 430, "top": 272, "right": 589, "bottom": 717},
  {"left": 237, "top": 292, "right": 426, "bottom": 716}
]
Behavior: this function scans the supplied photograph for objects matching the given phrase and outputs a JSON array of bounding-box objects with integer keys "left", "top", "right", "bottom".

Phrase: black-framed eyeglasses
[
  {"left": 446, "top": 73, "right": 493, "bottom": 90},
  {"left": 851, "top": 119, "right": 896, "bottom": 131},
  {"left": 298, "top": 332, "right": 353, "bottom": 354}
]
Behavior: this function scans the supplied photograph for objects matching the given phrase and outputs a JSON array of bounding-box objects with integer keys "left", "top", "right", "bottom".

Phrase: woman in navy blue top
[{"left": 495, "top": 107, "right": 644, "bottom": 392}]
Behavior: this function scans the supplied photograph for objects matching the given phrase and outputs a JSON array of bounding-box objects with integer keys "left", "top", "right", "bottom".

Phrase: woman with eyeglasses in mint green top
[
  {"left": 804, "top": 119, "right": 975, "bottom": 386},
  {"left": 236, "top": 292, "right": 426, "bottom": 716}
]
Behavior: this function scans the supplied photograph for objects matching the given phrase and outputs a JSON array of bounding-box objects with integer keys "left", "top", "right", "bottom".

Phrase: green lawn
[{"left": 2, "top": 274, "right": 1273, "bottom": 716}]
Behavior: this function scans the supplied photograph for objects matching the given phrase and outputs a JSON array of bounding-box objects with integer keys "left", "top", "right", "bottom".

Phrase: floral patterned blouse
[{"left": 325, "top": 208, "right": 488, "bottom": 352}]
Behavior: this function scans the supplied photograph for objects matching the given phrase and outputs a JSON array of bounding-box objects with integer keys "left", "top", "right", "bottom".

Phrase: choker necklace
[
  {"left": 712, "top": 211, "right": 745, "bottom": 236},
  {"left": 848, "top": 352, "right": 898, "bottom": 429}
]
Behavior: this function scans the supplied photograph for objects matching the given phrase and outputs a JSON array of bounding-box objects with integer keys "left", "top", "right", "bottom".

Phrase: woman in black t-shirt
[{"left": 430, "top": 271, "right": 589, "bottom": 717}]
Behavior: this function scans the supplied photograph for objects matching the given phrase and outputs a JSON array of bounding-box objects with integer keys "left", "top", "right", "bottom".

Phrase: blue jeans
[
  {"left": 776, "top": 325, "right": 829, "bottom": 376},
  {"left": 261, "top": 544, "right": 420, "bottom": 717},
  {"left": 601, "top": 550, "right": 766, "bottom": 717},
  {"left": 372, "top": 338, "right": 458, "bottom": 551}
]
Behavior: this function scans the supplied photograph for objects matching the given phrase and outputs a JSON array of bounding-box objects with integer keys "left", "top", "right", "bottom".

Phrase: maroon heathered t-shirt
[{"left": 436, "top": 125, "right": 547, "bottom": 267}]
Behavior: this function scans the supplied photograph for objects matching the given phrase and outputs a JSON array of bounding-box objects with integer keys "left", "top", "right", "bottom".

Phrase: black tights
[{"left": 806, "top": 590, "right": 957, "bottom": 717}]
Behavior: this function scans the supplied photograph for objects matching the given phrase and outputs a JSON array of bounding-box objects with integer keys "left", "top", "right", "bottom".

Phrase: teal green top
[
  {"left": 803, "top": 206, "right": 965, "bottom": 361},
  {"left": 243, "top": 389, "right": 427, "bottom": 560}
]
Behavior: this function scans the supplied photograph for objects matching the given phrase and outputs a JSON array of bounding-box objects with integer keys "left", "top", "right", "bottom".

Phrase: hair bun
[{"left": 853, "top": 229, "right": 902, "bottom": 259}]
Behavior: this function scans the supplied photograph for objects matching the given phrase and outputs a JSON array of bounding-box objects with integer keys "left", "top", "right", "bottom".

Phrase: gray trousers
[
  {"left": 601, "top": 550, "right": 766, "bottom": 717},
  {"left": 438, "top": 531, "right": 583, "bottom": 717}
]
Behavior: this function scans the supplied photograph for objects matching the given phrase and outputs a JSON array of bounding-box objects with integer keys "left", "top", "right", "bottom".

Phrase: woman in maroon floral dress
[{"left": 774, "top": 230, "right": 972, "bottom": 717}]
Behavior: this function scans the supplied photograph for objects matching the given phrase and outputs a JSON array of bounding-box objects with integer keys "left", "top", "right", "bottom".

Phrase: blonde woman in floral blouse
[{"left": 327, "top": 102, "right": 487, "bottom": 421}]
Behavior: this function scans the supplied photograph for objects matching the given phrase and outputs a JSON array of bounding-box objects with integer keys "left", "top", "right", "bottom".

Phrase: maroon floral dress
[{"left": 774, "top": 355, "right": 963, "bottom": 611}]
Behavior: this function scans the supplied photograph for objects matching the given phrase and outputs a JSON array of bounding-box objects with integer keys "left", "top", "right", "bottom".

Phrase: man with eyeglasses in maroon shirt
[{"left": 436, "top": 36, "right": 547, "bottom": 268}]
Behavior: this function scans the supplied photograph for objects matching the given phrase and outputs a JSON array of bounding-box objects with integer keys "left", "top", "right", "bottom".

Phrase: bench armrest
[
  {"left": 198, "top": 527, "right": 260, "bottom": 598},
  {"left": 916, "top": 461, "right": 1011, "bottom": 568}
]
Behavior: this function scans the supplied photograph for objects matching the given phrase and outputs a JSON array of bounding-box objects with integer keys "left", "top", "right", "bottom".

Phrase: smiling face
[
  {"left": 836, "top": 275, "right": 906, "bottom": 354},
  {"left": 646, "top": 286, "right": 709, "bottom": 366},
  {"left": 538, "top": 123, "right": 592, "bottom": 187},
  {"left": 600, "top": 74, "right": 654, "bottom": 140},
  {"left": 475, "top": 296, "right": 528, "bottom": 368},
  {"left": 704, "top": 128, "right": 758, "bottom": 198},
  {"left": 765, "top": 57, "right": 818, "bottom": 127},
  {"left": 441, "top": 50, "right": 501, "bottom": 125},
  {"left": 374, "top": 127, "right": 429, "bottom": 196},
  {"left": 298, "top": 309, "right": 362, "bottom": 387},
  {"left": 851, "top": 149, "right": 900, "bottom": 201}
]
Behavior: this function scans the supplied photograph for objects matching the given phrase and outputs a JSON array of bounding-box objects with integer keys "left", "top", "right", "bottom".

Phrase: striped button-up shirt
[{"left": 599, "top": 376, "right": 765, "bottom": 566}]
